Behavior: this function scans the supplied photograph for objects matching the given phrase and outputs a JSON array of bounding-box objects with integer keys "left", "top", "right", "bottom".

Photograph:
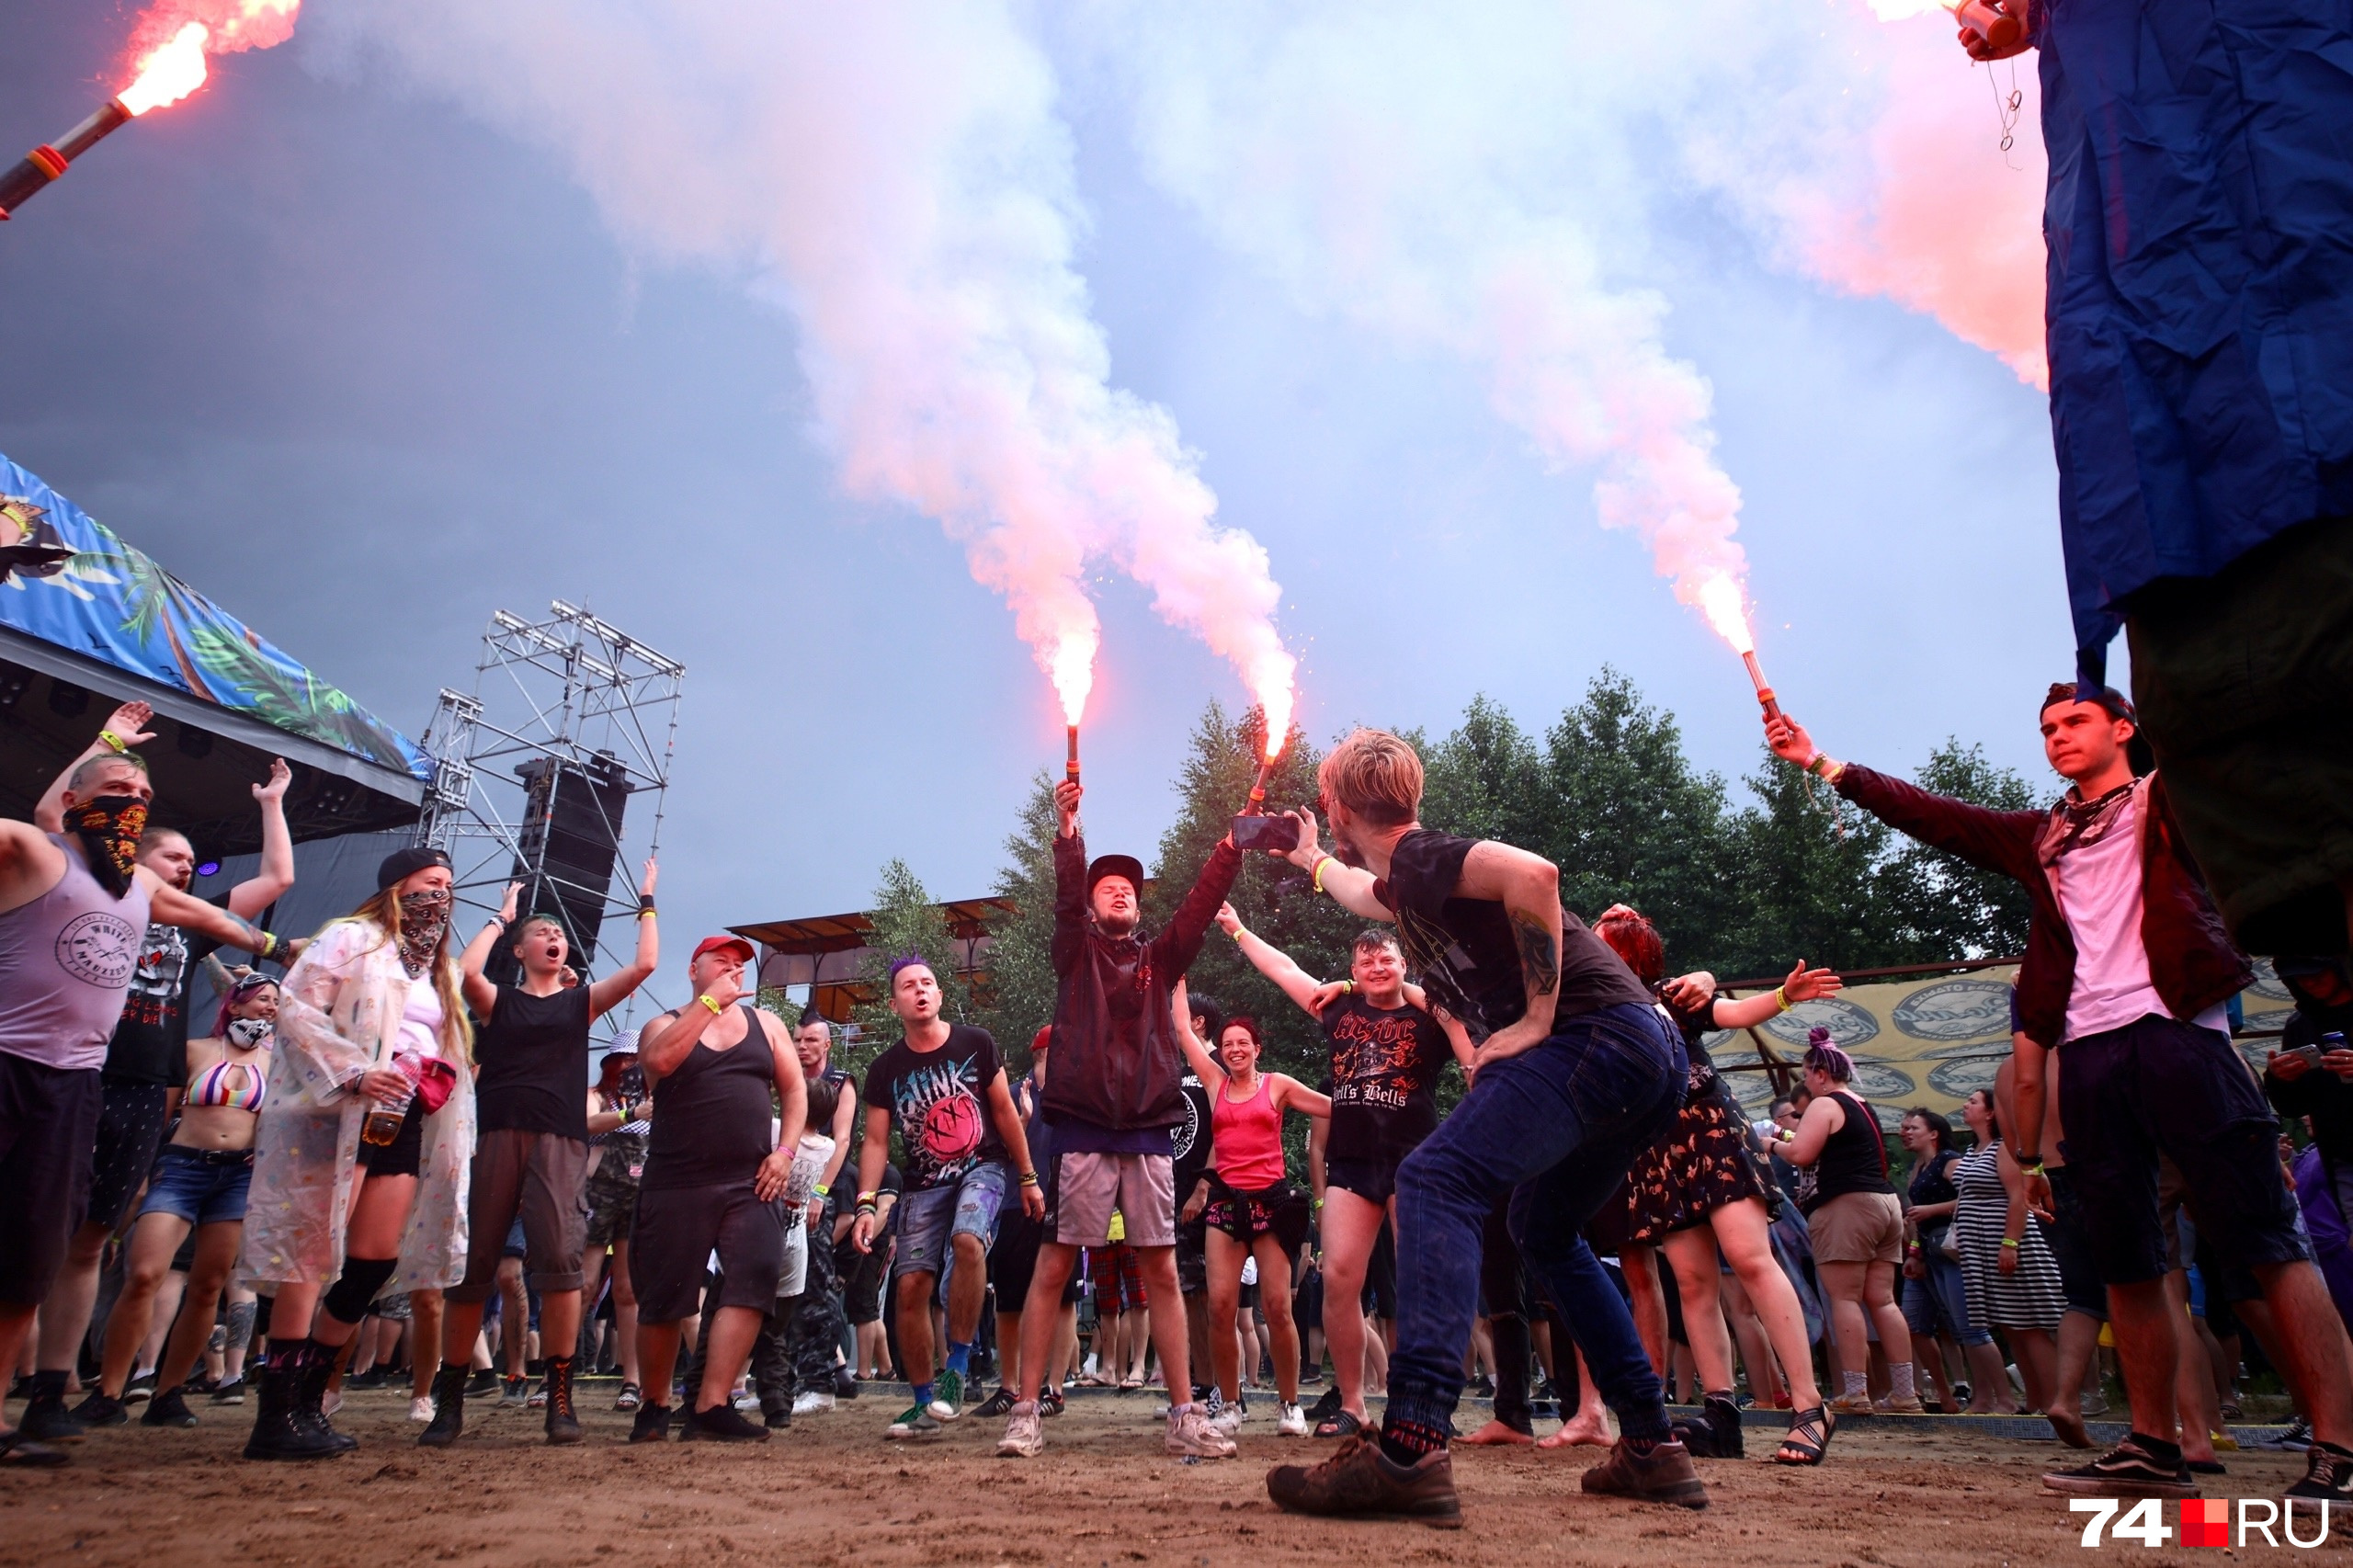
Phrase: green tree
[
  {"left": 1419, "top": 695, "right": 1546, "bottom": 847},
  {"left": 1874, "top": 741, "right": 2044, "bottom": 961},
  {"left": 845, "top": 858, "right": 968, "bottom": 1084},
  {"left": 976, "top": 773, "right": 1062, "bottom": 1072},
  {"left": 1719, "top": 748, "right": 1901, "bottom": 978}
]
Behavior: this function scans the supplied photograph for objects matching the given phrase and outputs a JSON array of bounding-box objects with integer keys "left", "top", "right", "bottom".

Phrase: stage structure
[{"left": 415, "top": 602, "right": 683, "bottom": 1029}]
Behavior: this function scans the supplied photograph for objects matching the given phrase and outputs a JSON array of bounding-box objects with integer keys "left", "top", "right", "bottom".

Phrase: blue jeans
[{"left": 1388, "top": 1002, "right": 1685, "bottom": 1443}]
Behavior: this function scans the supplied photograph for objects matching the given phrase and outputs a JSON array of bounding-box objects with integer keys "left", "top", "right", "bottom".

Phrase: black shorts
[
  {"left": 2043, "top": 1165, "right": 2109, "bottom": 1321},
  {"left": 0, "top": 1054, "right": 103, "bottom": 1307},
  {"left": 840, "top": 1239, "right": 890, "bottom": 1325},
  {"left": 86, "top": 1077, "right": 173, "bottom": 1232},
  {"left": 1362, "top": 1220, "right": 1398, "bottom": 1320},
  {"left": 355, "top": 1098, "right": 426, "bottom": 1179},
  {"left": 1290, "top": 1265, "right": 1324, "bottom": 1333},
  {"left": 991, "top": 1208, "right": 1046, "bottom": 1306},
  {"left": 2057, "top": 1013, "right": 2311, "bottom": 1286},
  {"left": 1325, "top": 1155, "right": 1403, "bottom": 1210},
  {"left": 630, "top": 1181, "right": 787, "bottom": 1324}
]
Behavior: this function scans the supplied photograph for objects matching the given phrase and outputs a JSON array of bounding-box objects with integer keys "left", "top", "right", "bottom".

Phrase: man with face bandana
[{"left": 0, "top": 705, "right": 282, "bottom": 1466}]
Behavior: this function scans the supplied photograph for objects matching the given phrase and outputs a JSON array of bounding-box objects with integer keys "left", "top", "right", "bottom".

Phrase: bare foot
[
  {"left": 1458, "top": 1419, "right": 1533, "bottom": 1446},
  {"left": 1539, "top": 1415, "right": 1615, "bottom": 1449},
  {"left": 2047, "top": 1406, "right": 2093, "bottom": 1449}
]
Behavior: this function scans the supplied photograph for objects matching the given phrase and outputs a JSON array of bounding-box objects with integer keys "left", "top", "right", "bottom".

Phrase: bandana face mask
[
  {"left": 68, "top": 793, "right": 148, "bottom": 899},
  {"left": 226, "top": 1017, "right": 275, "bottom": 1050},
  {"left": 395, "top": 888, "right": 452, "bottom": 979}
]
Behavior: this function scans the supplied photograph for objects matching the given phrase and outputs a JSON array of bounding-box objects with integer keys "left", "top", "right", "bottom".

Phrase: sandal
[
  {"left": 1313, "top": 1409, "right": 1364, "bottom": 1439},
  {"left": 614, "top": 1381, "right": 642, "bottom": 1412},
  {"left": 0, "top": 1430, "right": 70, "bottom": 1468},
  {"left": 1773, "top": 1404, "right": 1836, "bottom": 1467}
]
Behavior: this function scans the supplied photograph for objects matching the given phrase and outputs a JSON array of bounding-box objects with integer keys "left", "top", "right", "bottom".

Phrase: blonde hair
[
  {"left": 1318, "top": 729, "right": 1425, "bottom": 828},
  {"left": 334, "top": 886, "right": 475, "bottom": 1066}
]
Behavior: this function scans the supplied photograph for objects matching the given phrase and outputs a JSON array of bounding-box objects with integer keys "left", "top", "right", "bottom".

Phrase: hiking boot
[
  {"left": 416, "top": 1368, "right": 470, "bottom": 1449},
  {"left": 69, "top": 1391, "right": 127, "bottom": 1428},
  {"left": 997, "top": 1401, "right": 1044, "bottom": 1458},
  {"left": 975, "top": 1386, "right": 1017, "bottom": 1418},
  {"left": 629, "top": 1403, "right": 673, "bottom": 1444},
  {"left": 2041, "top": 1437, "right": 2200, "bottom": 1498},
  {"left": 683, "top": 1401, "right": 771, "bottom": 1442},
  {"left": 885, "top": 1404, "right": 942, "bottom": 1440},
  {"left": 928, "top": 1369, "right": 965, "bottom": 1421},
  {"left": 17, "top": 1383, "right": 87, "bottom": 1443},
  {"left": 1671, "top": 1396, "right": 1744, "bottom": 1460},
  {"left": 290, "top": 1345, "right": 357, "bottom": 1452},
  {"left": 792, "top": 1390, "right": 835, "bottom": 1416},
  {"left": 142, "top": 1386, "right": 199, "bottom": 1428},
  {"left": 1580, "top": 1437, "right": 1710, "bottom": 1509},
  {"left": 1267, "top": 1433, "right": 1462, "bottom": 1527},
  {"left": 242, "top": 1355, "right": 340, "bottom": 1461},
  {"left": 542, "top": 1357, "right": 582, "bottom": 1446},
  {"left": 1168, "top": 1405, "right": 1238, "bottom": 1459},
  {"left": 2288, "top": 1444, "right": 2353, "bottom": 1513}
]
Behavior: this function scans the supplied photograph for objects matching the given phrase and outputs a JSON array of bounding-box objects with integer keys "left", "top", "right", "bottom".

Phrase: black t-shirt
[
  {"left": 1319, "top": 994, "right": 1451, "bottom": 1164},
  {"left": 474, "top": 983, "right": 594, "bottom": 1139},
  {"left": 1907, "top": 1148, "right": 1962, "bottom": 1241},
  {"left": 863, "top": 1024, "right": 1010, "bottom": 1190},
  {"left": 104, "top": 899, "right": 227, "bottom": 1085},
  {"left": 1377, "top": 829, "right": 1652, "bottom": 1039},
  {"left": 1170, "top": 1074, "right": 1214, "bottom": 1197}
]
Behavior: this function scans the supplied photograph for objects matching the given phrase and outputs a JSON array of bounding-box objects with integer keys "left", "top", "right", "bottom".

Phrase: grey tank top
[{"left": 0, "top": 835, "right": 153, "bottom": 1073}]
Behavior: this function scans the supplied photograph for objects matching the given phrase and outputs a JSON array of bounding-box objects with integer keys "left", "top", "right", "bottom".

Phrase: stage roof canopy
[{"left": 1, "top": 452, "right": 429, "bottom": 858}]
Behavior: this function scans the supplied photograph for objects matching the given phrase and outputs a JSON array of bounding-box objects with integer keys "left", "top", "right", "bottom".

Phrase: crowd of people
[{"left": 2, "top": 673, "right": 2351, "bottom": 1528}]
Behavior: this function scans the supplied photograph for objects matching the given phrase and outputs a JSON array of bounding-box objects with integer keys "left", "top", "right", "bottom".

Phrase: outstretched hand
[
  {"left": 641, "top": 858, "right": 659, "bottom": 898},
  {"left": 1215, "top": 902, "right": 1243, "bottom": 936},
  {"left": 101, "top": 701, "right": 156, "bottom": 749},
  {"left": 253, "top": 758, "right": 291, "bottom": 804},
  {"left": 1782, "top": 960, "right": 1842, "bottom": 1005}
]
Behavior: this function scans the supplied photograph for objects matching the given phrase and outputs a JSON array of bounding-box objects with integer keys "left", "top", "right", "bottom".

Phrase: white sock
[
  {"left": 1843, "top": 1369, "right": 1869, "bottom": 1399},
  {"left": 1889, "top": 1363, "right": 1916, "bottom": 1400}
]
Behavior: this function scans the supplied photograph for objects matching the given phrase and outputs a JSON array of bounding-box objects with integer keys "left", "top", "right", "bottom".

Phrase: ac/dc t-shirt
[
  {"left": 863, "top": 1024, "right": 1010, "bottom": 1190},
  {"left": 1317, "top": 994, "right": 1452, "bottom": 1165},
  {"left": 1376, "top": 829, "right": 1651, "bottom": 1040}
]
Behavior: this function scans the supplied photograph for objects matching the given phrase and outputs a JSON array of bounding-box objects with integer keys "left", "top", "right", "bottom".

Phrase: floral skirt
[{"left": 1623, "top": 1078, "right": 1776, "bottom": 1245}]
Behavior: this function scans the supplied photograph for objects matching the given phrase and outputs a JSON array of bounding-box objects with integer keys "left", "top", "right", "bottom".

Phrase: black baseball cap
[
  {"left": 376, "top": 845, "right": 452, "bottom": 891},
  {"left": 1086, "top": 854, "right": 1144, "bottom": 895}
]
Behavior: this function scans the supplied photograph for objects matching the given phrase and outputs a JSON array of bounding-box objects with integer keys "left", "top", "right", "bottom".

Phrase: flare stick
[
  {"left": 1065, "top": 724, "right": 1080, "bottom": 786},
  {"left": 1740, "top": 649, "right": 1784, "bottom": 723},
  {"left": 0, "top": 99, "right": 133, "bottom": 221}
]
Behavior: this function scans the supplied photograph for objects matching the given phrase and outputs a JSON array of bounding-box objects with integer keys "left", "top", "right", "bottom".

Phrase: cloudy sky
[{"left": 0, "top": 3, "right": 2077, "bottom": 981}]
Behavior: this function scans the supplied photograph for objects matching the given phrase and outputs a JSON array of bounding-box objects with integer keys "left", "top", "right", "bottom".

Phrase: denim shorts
[
  {"left": 137, "top": 1144, "right": 255, "bottom": 1228},
  {"left": 1901, "top": 1241, "right": 1993, "bottom": 1346},
  {"left": 892, "top": 1160, "right": 1008, "bottom": 1281}
]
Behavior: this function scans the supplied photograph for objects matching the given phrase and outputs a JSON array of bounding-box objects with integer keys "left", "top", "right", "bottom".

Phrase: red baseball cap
[{"left": 691, "top": 935, "right": 756, "bottom": 969}]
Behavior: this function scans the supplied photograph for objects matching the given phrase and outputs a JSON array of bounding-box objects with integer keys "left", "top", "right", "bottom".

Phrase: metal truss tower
[{"left": 415, "top": 601, "right": 684, "bottom": 1033}]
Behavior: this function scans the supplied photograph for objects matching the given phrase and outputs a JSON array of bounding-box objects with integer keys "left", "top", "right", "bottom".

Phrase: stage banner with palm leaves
[{"left": 0, "top": 453, "right": 430, "bottom": 783}]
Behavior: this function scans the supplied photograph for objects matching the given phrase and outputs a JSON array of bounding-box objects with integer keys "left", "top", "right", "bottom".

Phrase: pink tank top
[{"left": 1212, "top": 1074, "right": 1285, "bottom": 1191}]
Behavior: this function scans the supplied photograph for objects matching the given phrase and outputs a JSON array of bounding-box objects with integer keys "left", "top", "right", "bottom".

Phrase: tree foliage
[{"left": 845, "top": 857, "right": 970, "bottom": 1084}]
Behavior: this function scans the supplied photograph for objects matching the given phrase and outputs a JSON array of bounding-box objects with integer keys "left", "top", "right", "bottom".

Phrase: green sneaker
[
  {"left": 886, "top": 1403, "right": 943, "bottom": 1440},
  {"left": 926, "top": 1370, "right": 965, "bottom": 1422}
]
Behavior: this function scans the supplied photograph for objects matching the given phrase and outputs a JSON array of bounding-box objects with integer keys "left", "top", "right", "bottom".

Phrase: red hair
[{"left": 1593, "top": 904, "right": 1665, "bottom": 984}]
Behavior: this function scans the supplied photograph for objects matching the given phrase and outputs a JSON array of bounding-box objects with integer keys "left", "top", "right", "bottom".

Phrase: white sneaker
[
  {"left": 1211, "top": 1402, "right": 1245, "bottom": 1437},
  {"left": 792, "top": 1391, "right": 835, "bottom": 1416},
  {"left": 1168, "top": 1406, "right": 1238, "bottom": 1459},
  {"left": 1277, "top": 1402, "right": 1309, "bottom": 1437},
  {"left": 997, "top": 1401, "right": 1044, "bottom": 1459},
  {"left": 409, "top": 1395, "right": 436, "bottom": 1423},
  {"left": 733, "top": 1388, "right": 763, "bottom": 1412}
]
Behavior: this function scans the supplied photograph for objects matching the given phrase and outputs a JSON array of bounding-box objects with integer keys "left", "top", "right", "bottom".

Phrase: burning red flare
[
  {"left": 1696, "top": 574, "right": 1783, "bottom": 722},
  {"left": 120, "top": 22, "right": 211, "bottom": 116}
]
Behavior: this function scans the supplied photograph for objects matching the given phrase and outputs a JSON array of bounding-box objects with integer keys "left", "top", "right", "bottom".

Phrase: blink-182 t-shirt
[
  {"left": 863, "top": 1024, "right": 1010, "bottom": 1190},
  {"left": 1317, "top": 994, "right": 1452, "bottom": 1165}
]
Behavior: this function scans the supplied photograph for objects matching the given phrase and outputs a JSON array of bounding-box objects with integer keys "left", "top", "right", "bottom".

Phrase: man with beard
[
  {"left": 1262, "top": 729, "right": 1703, "bottom": 1524},
  {"left": 995, "top": 778, "right": 1245, "bottom": 1460},
  {"left": 22, "top": 707, "right": 297, "bottom": 1441},
  {"left": 1, "top": 710, "right": 284, "bottom": 1464}
]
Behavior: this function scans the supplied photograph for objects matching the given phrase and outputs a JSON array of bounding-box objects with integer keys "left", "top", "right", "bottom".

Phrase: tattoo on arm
[{"left": 1511, "top": 912, "right": 1559, "bottom": 996}]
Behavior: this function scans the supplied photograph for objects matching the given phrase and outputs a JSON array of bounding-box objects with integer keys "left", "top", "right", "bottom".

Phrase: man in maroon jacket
[
  {"left": 1768, "top": 687, "right": 2353, "bottom": 1506},
  {"left": 996, "top": 779, "right": 1242, "bottom": 1461}
]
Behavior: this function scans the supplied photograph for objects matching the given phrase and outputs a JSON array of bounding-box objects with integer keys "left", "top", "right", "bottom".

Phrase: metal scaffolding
[{"left": 415, "top": 601, "right": 684, "bottom": 1035}]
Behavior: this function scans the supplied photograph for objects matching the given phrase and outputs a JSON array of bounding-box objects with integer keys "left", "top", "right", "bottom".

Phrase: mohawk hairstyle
[{"left": 886, "top": 950, "right": 934, "bottom": 983}]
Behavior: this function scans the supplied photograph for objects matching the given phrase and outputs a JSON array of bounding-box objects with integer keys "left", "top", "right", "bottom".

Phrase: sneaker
[
  {"left": 1278, "top": 1402, "right": 1309, "bottom": 1437},
  {"left": 2287, "top": 1444, "right": 2353, "bottom": 1513},
  {"left": 69, "top": 1391, "right": 128, "bottom": 1429},
  {"left": 2042, "top": 1437, "right": 2200, "bottom": 1498},
  {"left": 886, "top": 1404, "right": 942, "bottom": 1440},
  {"left": 497, "top": 1376, "right": 527, "bottom": 1407},
  {"left": 345, "top": 1368, "right": 385, "bottom": 1391},
  {"left": 764, "top": 1407, "right": 793, "bottom": 1432},
  {"left": 975, "top": 1386, "right": 1017, "bottom": 1418},
  {"left": 122, "top": 1372, "right": 157, "bottom": 1405},
  {"left": 142, "top": 1386, "right": 199, "bottom": 1428},
  {"left": 614, "top": 1381, "right": 642, "bottom": 1413},
  {"left": 409, "top": 1396, "right": 436, "bottom": 1424},
  {"left": 1949, "top": 1381, "right": 1972, "bottom": 1405},
  {"left": 928, "top": 1369, "right": 965, "bottom": 1421},
  {"left": 210, "top": 1377, "right": 247, "bottom": 1406},
  {"left": 792, "top": 1390, "right": 836, "bottom": 1416},
  {"left": 628, "top": 1403, "right": 673, "bottom": 1444},
  {"left": 1168, "top": 1405, "right": 1238, "bottom": 1459},
  {"left": 17, "top": 1389, "right": 85, "bottom": 1442},
  {"left": 464, "top": 1369, "right": 498, "bottom": 1399},
  {"left": 997, "top": 1401, "right": 1044, "bottom": 1458},
  {"left": 1039, "top": 1389, "right": 1065, "bottom": 1418},
  {"left": 732, "top": 1388, "right": 763, "bottom": 1413},
  {"left": 1211, "top": 1402, "right": 1245, "bottom": 1437},
  {"left": 1304, "top": 1384, "right": 1343, "bottom": 1425},
  {"left": 682, "top": 1402, "right": 771, "bottom": 1443},
  {"left": 2256, "top": 1415, "right": 2313, "bottom": 1450},
  {"left": 1580, "top": 1437, "right": 1710, "bottom": 1509},
  {"left": 1266, "top": 1432, "right": 1461, "bottom": 1527},
  {"left": 835, "top": 1366, "right": 861, "bottom": 1401}
]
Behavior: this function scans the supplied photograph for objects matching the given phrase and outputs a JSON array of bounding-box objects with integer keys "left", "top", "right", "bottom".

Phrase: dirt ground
[{"left": 1, "top": 1388, "right": 2336, "bottom": 1568}]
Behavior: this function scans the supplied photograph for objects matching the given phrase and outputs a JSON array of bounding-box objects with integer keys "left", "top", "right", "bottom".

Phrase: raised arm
[
  {"left": 1710, "top": 960, "right": 1842, "bottom": 1030},
  {"left": 144, "top": 875, "right": 272, "bottom": 957},
  {"left": 1168, "top": 983, "right": 1225, "bottom": 1088},
  {"left": 458, "top": 881, "right": 519, "bottom": 1018},
  {"left": 35, "top": 703, "right": 153, "bottom": 832},
  {"left": 1453, "top": 839, "right": 1563, "bottom": 1064},
  {"left": 1432, "top": 1006, "right": 1476, "bottom": 1075},
  {"left": 589, "top": 858, "right": 660, "bottom": 1019},
  {"left": 227, "top": 759, "right": 295, "bottom": 918},
  {"left": 1051, "top": 781, "right": 1089, "bottom": 975},
  {"left": 1766, "top": 712, "right": 2044, "bottom": 881},
  {"left": 1155, "top": 837, "right": 1244, "bottom": 975},
  {"left": 1280, "top": 809, "right": 1391, "bottom": 922},
  {"left": 1217, "top": 903, "right": 1326, "bottom": 1017},
  {"left": 1271, "top": 1074, "right": 1331, "bottom": 1120}
]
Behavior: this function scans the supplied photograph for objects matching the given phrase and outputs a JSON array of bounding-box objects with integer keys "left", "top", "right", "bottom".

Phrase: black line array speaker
[{"left": 485, "top": 752, "right": 631, "bottom": 991}]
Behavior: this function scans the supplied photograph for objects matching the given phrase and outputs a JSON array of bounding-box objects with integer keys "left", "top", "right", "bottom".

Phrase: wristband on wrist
[
  {"left": 1339, "top": 980, "right": 1355, "bottom": 995},
  {"left": 812, "top": 1182, "right": 830, "bottom": 1198},
  {"left": 1018, "top": 1170, "right": 1040, "bottom": 1187},
  {"left": 1311, "top": 854, "right": 1335, "bottom": 894},
  {"left": 1773, "top": 984, "right": 1790, "bottom": 1014},
  {"left": 97, "top": 729, "right": 129, "bottom": 755},
  {"left": 697, "top": 994, "right": 722, "bottom": 1015},
  {"left": 637, "top": 905, "right": 656, "bottom": 920},
  {"left": 2000, "top": 1237, "right": 2021, "bottom": 1249},
  {"left": 857, "top": 1201, "right": 878, "bottom": 1217}
]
